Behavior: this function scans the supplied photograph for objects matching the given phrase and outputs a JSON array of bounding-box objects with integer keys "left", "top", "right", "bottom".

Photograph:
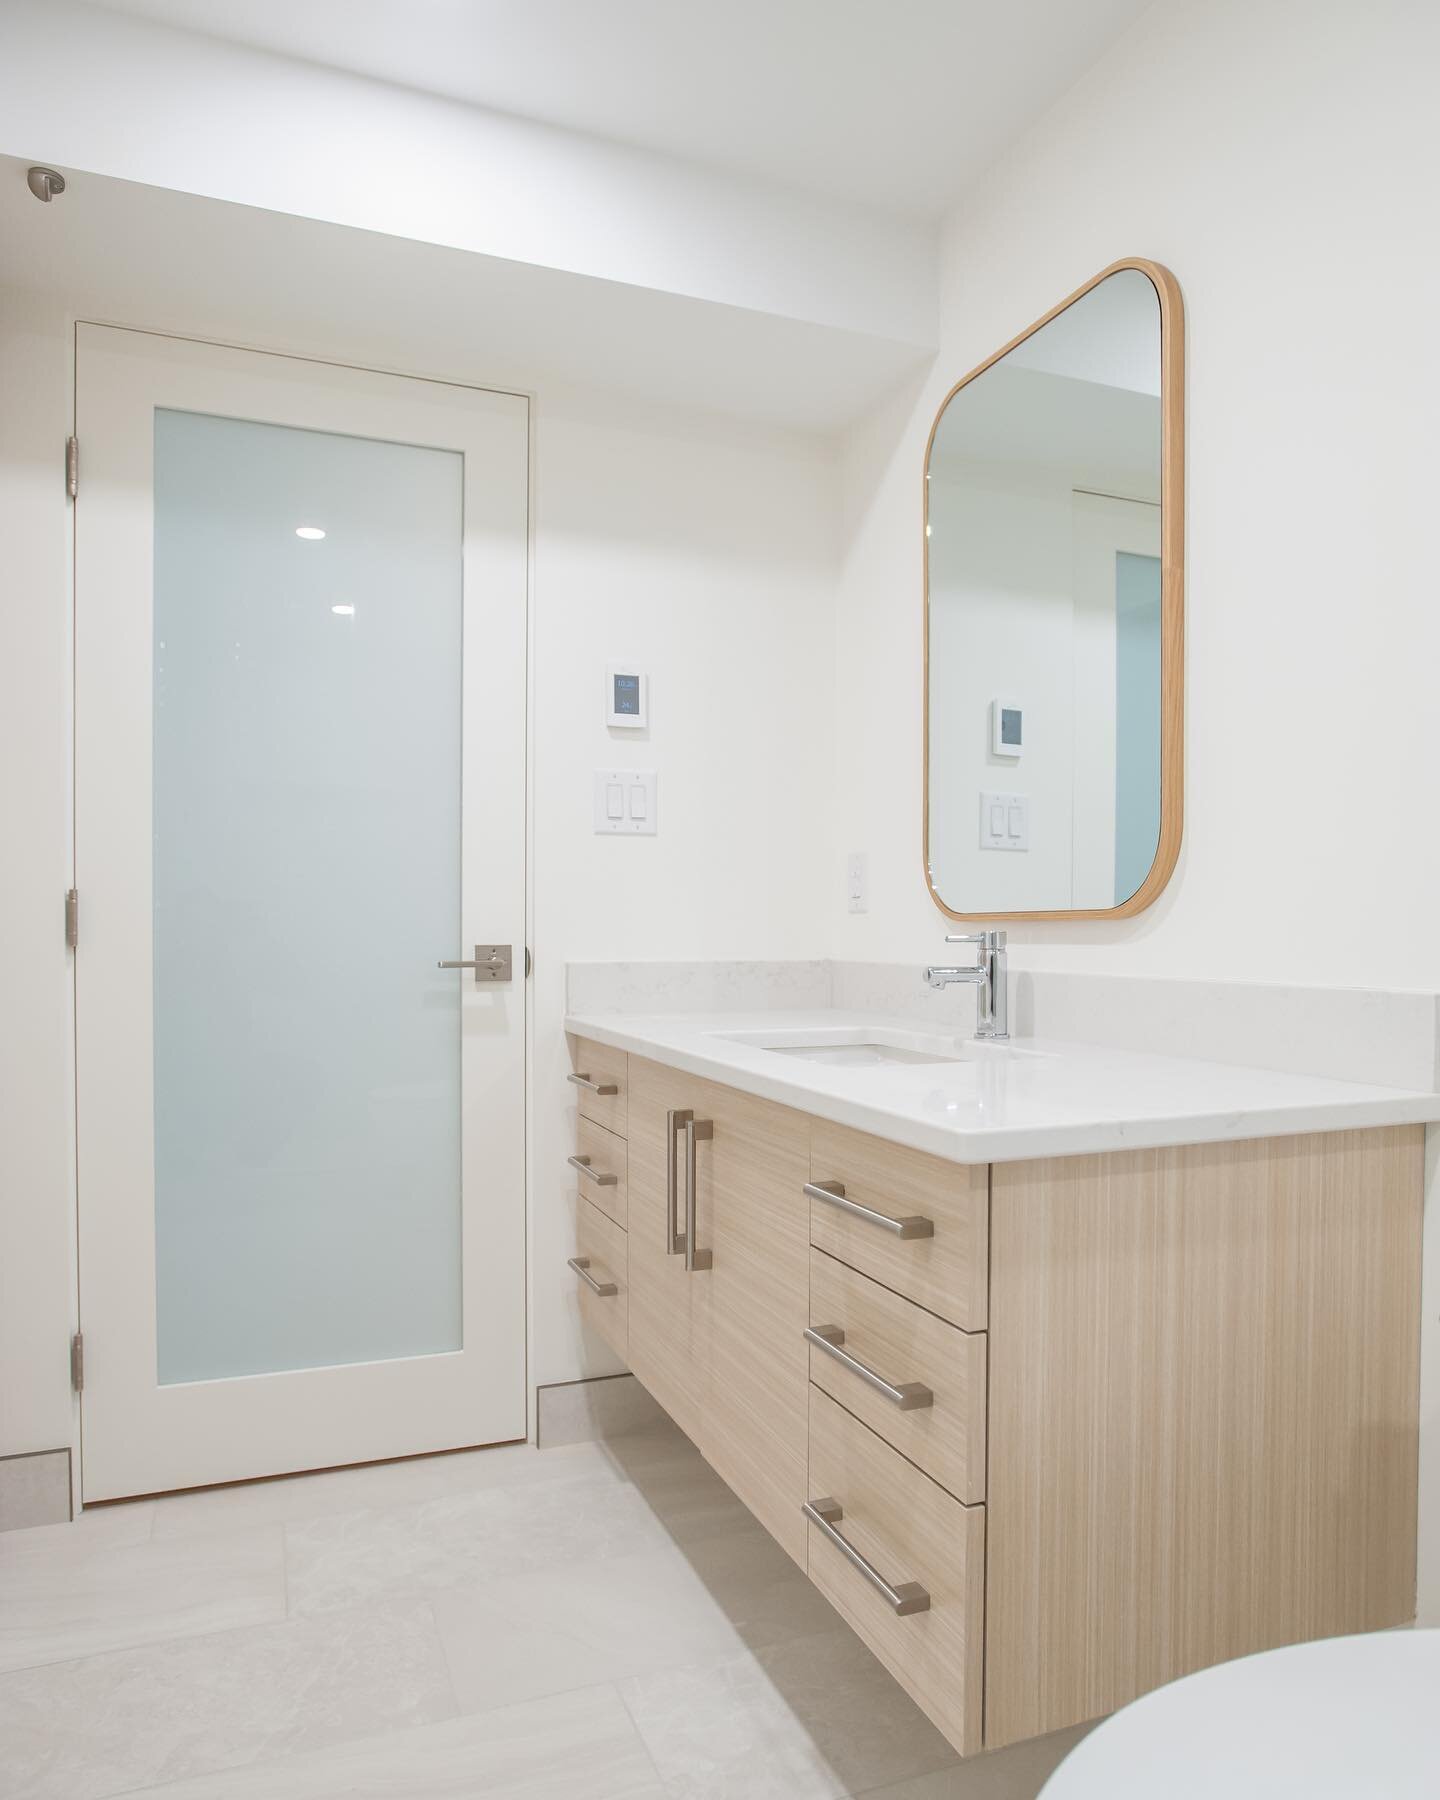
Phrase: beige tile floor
[{"left": 0, "top": 1420, "right": 1088, "bottom": 1799}]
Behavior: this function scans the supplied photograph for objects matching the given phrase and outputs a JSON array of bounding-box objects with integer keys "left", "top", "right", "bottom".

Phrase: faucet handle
[{"left": 945, "top": 930, "right": 1007, "bottom": 949}]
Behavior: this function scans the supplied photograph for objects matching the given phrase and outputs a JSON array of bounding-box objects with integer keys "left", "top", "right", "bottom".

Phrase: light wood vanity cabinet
[
  {"left": 569, "top": 1039, "right": 1425, "bottom": 1759},
  {"left": 809, "top": 1120, "right": 989, "bottom": 1330},
  {"left": 624, "top": 1054, "right": 812, "bottom": 1562},
  {"left": 573, "top": 1195, "right": 627, "bottom": 1362}
]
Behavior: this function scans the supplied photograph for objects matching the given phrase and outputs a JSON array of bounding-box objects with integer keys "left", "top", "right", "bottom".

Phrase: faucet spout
[{"left": 923, "top": 965, "right": 987, "bottom": 990}]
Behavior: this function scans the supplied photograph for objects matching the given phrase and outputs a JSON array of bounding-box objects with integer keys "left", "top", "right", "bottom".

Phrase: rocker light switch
[
  {"left": 980, "top": 791, "right": 1028, "bottom": 851},
  {"left": 595, "top": 769, "right": 657, "bottom": 835}
]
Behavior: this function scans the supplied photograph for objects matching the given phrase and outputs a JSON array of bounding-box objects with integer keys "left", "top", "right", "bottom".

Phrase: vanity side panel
[{"left": 984, "top": 1126, "right": 1425, "bottom": 1748}]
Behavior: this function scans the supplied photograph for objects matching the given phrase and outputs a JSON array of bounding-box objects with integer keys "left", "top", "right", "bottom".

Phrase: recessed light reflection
[
  {"left": 295, "top": 526, "right": 326, "bottom": 540},
  {"left": 331, "top": 603, "right": 355, "bottom": 616}
]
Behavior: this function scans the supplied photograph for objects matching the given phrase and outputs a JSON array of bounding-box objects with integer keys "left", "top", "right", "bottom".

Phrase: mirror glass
[{"left": 925, "top": 266, "right": 1174, "bottom": 918}]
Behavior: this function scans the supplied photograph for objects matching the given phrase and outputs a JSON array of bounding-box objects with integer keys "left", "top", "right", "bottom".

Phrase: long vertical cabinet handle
[
  {"left": 665, "top": 1109, "right": 692, "bottom": 1256},
  {"left": 684, "top": 1117, "right": 714, "bottom": 1272}
]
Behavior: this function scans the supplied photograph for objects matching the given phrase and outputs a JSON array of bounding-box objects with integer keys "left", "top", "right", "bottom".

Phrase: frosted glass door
[
  {"left": 75, "top": 326, "right": 528, "bottom": 1501},
  {"left": 153, "top": 411, "right": 463, "bottom": 1384}
]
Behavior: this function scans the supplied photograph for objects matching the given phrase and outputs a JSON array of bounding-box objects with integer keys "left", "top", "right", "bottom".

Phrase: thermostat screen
[
  {"left": 612, "top": 674, "right": 641, "bottom": 715},
  {"left": 1000, "top": 708, "right": 1022, "bottom": 746}
]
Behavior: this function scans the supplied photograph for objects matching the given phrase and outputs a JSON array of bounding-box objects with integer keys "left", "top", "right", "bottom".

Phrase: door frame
[{"left": 70, "top": 321, "right": 535, "bottom": 1501}]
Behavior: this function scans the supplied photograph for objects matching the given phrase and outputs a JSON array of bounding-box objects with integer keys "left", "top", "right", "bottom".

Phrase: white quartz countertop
[{"left": 563, "top": 1008, "right": 1440, "bottom": 1164}]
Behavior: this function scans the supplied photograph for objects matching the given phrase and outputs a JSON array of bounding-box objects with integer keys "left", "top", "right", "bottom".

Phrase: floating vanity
[{"left": 564, "top": 1007, "right": 1437, "bottom": 1757}]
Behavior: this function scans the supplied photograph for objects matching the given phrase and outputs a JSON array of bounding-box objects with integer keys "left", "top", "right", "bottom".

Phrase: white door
[{"left": 74, "top": 325, "right": 529, "bottom": 1501}]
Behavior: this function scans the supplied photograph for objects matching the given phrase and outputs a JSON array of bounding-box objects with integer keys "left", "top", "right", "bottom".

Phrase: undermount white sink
[{"left": 715, "top": 1026, "right": 1041, "bottom": 1067}]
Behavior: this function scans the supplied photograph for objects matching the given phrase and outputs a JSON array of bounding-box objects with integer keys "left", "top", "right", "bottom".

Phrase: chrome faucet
[{"left": 923, "top": 931, "right": 1009, "bottom": 1040}]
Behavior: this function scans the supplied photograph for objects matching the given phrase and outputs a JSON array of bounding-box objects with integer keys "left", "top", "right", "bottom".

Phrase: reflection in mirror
[{"left": 925, "top": 264, "right": 1180, "bottom": 919}]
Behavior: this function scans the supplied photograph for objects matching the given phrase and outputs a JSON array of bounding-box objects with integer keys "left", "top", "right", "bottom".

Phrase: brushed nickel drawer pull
[
  {"left": 802, "top": 1497, "right": 930, "bottom": 1615},
  {"left": 805, "top": 1180, "right": 934, "bottom": 1240},
  {"left": 684, "top": 1117, "right": 714, "bottom": 1272},
  {"left": 666, "top": 1108, "right": 692, "bottom": 1255},
  {"left": 804, "top": 1324, "right": 934, "bottom": 1411},
  {"left": 568, "top": 1256, "right": 617, "bottom": 1297},
  {"left": 567, "top": 1154, "right": 618, "bottom": 1187},
  {"left": 569, "top": 1072, "right": 618, "bottom": 1096}
]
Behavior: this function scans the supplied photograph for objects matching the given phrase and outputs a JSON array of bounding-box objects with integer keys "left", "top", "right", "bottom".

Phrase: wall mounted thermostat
[
  {"left": 990, "top": 699, "right": 1023, "bottom": 759},
  {"left": 606, "top": 663, "right": 649, "bottom": 729}
]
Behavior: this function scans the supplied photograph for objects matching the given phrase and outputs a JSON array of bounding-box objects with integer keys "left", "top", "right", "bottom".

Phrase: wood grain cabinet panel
[
  {"left": 625, "top": 1056, "right": 713, "bottom": 1451},
  {"left": 568, "top": 1035, "right": 628, "bottom": 1136},
  {"left": 573, "top": 1115, "right": 628, "bottom": 1230},
  {"left": 625, "top": 1057, "right": 811, "bottom": 1564},
  {"left": 704, "top": 1082, "right": 812, "bottom": 1566},
  {"left": 573, "top": 1196, "right": 627, "bottom": 1363},
  {"left": 809, "top": 1121, "right": 988, "bottom": 1329},
  {"left": 807, "top": 1385, "right": 985, "bottom": 1755},
  {"left": 808, "top": 1248, "right": 986, "bottom": 1505},
  {"left": 984, "top": 1125, "right": 1426, "bottom": 1749}
]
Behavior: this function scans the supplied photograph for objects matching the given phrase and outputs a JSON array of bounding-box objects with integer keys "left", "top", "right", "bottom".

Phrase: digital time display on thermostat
[{"left": 606, "top": 663, "right": 649, "bottom": 729}]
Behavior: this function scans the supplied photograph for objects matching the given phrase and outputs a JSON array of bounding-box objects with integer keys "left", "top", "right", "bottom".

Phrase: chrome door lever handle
[{"left": 437, "top": 944, "right": 513, "bottom": 984}]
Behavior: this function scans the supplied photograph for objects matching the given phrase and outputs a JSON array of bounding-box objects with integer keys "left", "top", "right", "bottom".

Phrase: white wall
[
  {"left": 834, "top": 0, "right": 1440, "bottom": 990},
  {"left": 531, "top": 390, "right": 835, "bottom": 1388},
  {"left": 0, "top": 294, "right": 77, "bottom": 1461},
  {"left": 831, "top": 0, "right": 1440, "bottom": 1625}
]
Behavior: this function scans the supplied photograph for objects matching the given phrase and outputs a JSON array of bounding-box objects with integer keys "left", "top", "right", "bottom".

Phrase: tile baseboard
[
  {"left": 535, "top": 1375, "right": 667, "bottom": 1450},
  {"left": 0, "top": 1450, "right": 72, "bottom": 1533}
]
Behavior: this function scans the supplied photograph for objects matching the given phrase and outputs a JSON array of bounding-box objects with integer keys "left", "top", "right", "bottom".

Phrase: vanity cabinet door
[
  {"left": 625, "top": 1056, "right": 714, "bottom": 1451},
  {"left": 705, "top": 1084, "right": 811, "bottom": 1567},
  {"left": 626, "top": 1058, "right": 812, "bottom": 1564}
]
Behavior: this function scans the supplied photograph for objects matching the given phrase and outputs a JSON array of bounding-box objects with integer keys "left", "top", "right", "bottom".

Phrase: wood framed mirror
[{"left": 923, "top": 259, "right": 1184, "bottom": 921}]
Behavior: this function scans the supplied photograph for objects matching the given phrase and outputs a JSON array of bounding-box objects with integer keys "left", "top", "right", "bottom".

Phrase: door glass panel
[{"left": 152, "top": 409, "right": 463, "bottom": 1384}]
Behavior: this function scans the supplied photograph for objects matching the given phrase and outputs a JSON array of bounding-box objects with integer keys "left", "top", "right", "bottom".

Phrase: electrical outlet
[{"left": 846, "top": 852, "right": 869, "bottom": 913}]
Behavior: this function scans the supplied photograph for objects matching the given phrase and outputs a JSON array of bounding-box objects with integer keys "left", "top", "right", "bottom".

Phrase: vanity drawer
[
  {"left": 572, "top": 1196, "right": 627, "bottom": 1361},
  {"left": 569, "top": 1037, "right": 628, "bottom": 1137},
  {"left": 572, "top": 1116, "right": 628, "bottom": 1230},
  {"left": 808, "top": 1249, "right": 986, "bottom": 1504},
  {"left": 806, "top": 1385, "right": 984, "bottom": 1755},
  {"left": 808, "top": 1122, "right": 988, "bottom": 1330}
]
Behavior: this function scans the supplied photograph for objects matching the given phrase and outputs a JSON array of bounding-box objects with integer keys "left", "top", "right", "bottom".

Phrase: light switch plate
[
  {"left": 594, "top": 768, "right": 657, "bottom": 834},
  {"left": 980, "top": 790, "right": 1029, "bottom": 851}
]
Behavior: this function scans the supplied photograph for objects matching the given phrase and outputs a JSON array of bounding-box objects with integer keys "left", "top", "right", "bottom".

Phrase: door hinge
[
  {"left": 66, "top": 435, "right": 78, "bottom": 499},
  {"left": 70, "top": 1332, "right": 84, "bottom": 1392},
  {"left": 65, "top": 887, "right": 78, "bottom": 949}
]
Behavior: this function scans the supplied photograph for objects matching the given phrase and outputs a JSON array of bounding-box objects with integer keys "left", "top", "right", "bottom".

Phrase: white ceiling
[{"left": 85, "top": 0, "right": 1151, "bottom": 219}]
